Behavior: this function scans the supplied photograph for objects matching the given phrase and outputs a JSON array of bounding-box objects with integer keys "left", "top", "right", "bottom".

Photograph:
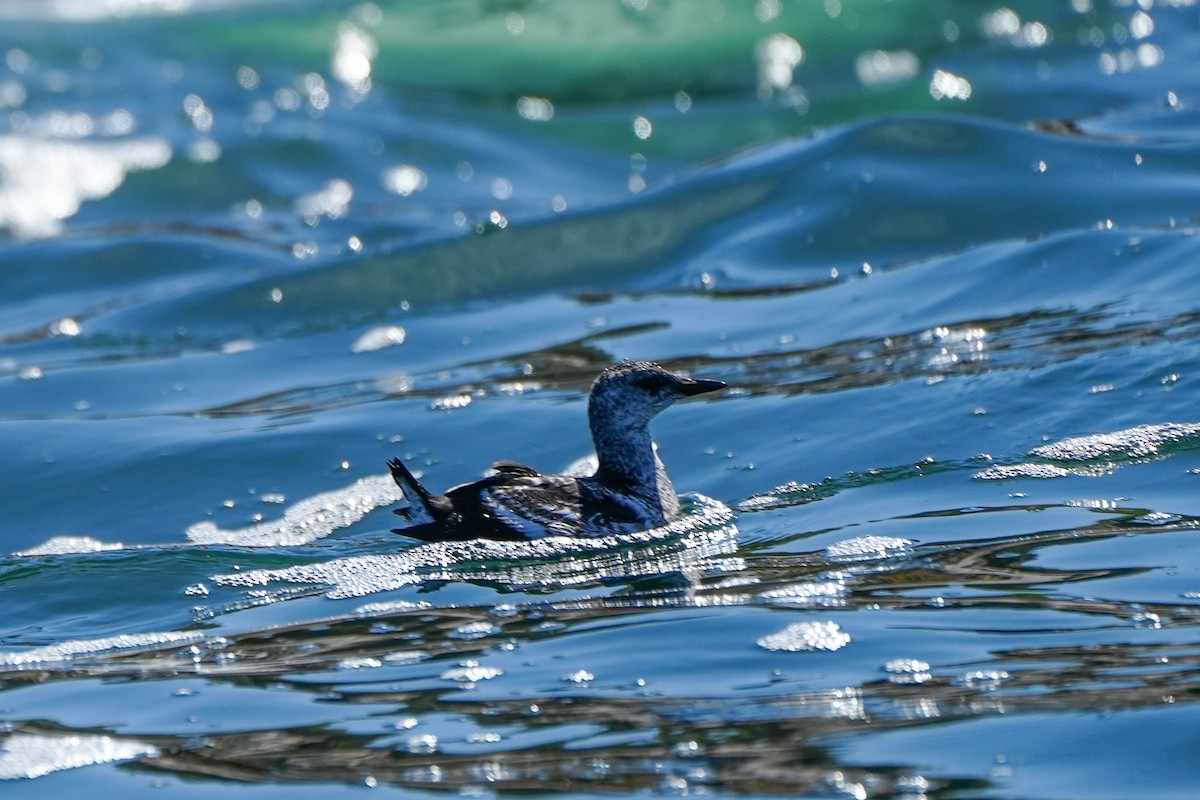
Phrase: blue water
[{"left": 3, "top": 1, "right": 1200, "bottom": 797}]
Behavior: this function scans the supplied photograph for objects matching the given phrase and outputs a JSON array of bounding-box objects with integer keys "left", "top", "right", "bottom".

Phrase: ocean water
[{"left": 3, "top": 1, "right": 1200, "bottom": 797}]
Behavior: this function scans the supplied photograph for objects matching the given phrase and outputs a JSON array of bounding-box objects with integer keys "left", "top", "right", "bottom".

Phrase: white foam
[
  {"left": 973, "top": 422, "right": 1200, "bottom": 480},
  {"left": 885, "top": 658, "right": 931, "bottom": 674},
  {"left": 212, "top": 494, "right": 740, "bottom": 599},
  {"left": 14, "top": 536, "right": 124, "bottom": 557},
  {"left": 351, "top": 325, "right": 407, "bottom": 353},
  {"left": 354, "top": 600, "right": 431, "bottom": 617},
  {"left": 825, "top": 535, "right": 913, "bottom": 562},
  {"left": 440, "top": 662, "right": 503, "bottom": 684},
  {"left": 0, "top": 135, "right": 170, "bottom": 239},
  {"left": 759, "top": 581, "right": 847, "bottom": 608},
  {"left": 973, "top": 463, "right": 1073, "bottom": 480},
  {"left": 186, "top": 474, "right": 403, "bottom": 546},
  {"left": 1030, "top": 422, "right": 1200, "bottom": 462},
  {"left": 0, "top": 630, "right": 205, "bottom": 668},
  {"left": 0, "top": 732, "right": 158, "bottom": 780},
  {"left": 756, "top": 620, "right": 851, "bottom": 652},
  {"left": 884, "top": 658, "right": 933, "bottom": 684},
  {"left": 735, "top": 480, "right": 835, "bottom": 512}
]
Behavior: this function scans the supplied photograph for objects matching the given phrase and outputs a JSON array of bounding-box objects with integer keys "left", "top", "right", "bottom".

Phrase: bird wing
[
  {"left": 488, "top": 460, "right": 540, "bottom": 478},
  {"left": 471, "top": 476, "right": 589, "bottom": 539},
  {"left": 395, "top": 471, "right": 655, "bottom": 543},
  {"left": 468, "top": 475, "right": 654, "bottom": 539}
]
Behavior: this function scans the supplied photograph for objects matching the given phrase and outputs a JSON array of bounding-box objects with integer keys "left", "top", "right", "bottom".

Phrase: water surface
[{"left": 3, "top": 2, "right": 1200, "bottom": 798}]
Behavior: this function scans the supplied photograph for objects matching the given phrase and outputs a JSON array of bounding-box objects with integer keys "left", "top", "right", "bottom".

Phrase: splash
[
  {"left": 185, "top": 474, "right": 403, "bottom": 546},
  {"left": 211, "top": 494, "right": 740, "bottom": 599}
]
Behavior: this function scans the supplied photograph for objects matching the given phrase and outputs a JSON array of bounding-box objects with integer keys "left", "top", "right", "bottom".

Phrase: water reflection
[
  {"left": 4, "top": 628, "right": 1198, "bottom": 793},
  {"left": 4, "top": 501, "right": 1198, "bottom": 792}
]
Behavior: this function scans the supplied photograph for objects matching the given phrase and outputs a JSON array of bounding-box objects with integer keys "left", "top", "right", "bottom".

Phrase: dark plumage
[{"left": 389, "top": 361, "right": 726, "bottom": 542}]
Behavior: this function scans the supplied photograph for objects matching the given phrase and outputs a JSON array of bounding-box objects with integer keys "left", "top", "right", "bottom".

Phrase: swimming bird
[{"left": 388, "top": 361, "right": 725, "bottom": 542}]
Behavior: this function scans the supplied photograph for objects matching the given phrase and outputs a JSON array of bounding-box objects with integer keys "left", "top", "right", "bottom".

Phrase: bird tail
[{"left": 387, "top": 457, "right": 439, "bottom": 527}]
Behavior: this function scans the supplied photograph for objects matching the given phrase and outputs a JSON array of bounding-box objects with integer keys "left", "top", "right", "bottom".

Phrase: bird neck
[{"left": 589, "top": 411, "right": 672, "bottom": 504}]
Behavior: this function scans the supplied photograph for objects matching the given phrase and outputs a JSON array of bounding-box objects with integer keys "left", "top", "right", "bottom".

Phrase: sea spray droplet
[{"left": 757, "top": 621, "right": 850, "bottom": 652}]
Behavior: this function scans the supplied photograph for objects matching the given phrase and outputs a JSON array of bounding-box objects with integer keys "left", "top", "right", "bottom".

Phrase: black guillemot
[{"left": 388, "top": 361, "right": 726, "bottom": 542}]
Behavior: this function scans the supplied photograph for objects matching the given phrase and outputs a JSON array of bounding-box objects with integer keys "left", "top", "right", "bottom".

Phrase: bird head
[{"left": 588, "top": 361, "right": 725, "bottom": 428}]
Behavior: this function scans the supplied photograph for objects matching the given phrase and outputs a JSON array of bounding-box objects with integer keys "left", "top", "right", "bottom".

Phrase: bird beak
[{"left": 679, "top": 377, "right": 727, "bottom": 397}]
